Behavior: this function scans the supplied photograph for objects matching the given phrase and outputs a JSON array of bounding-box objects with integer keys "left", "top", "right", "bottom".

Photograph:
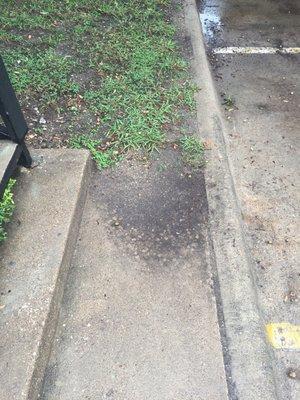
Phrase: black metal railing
[{"left": 0, "top": 55, "right": 32, "bottom": 198}]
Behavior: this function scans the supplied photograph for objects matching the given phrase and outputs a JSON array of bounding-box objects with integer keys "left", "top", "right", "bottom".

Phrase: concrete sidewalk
[{"left": 41, "top": 154, "right": 228, "bottom": 399}]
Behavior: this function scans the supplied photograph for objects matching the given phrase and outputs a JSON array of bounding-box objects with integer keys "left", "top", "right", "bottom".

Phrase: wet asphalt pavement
[
  {"left": 198, "top": 1, "right": 299, "bottom": 399},
  {"left": 199, "top": 0, "right": 300, "bottom": 48}
]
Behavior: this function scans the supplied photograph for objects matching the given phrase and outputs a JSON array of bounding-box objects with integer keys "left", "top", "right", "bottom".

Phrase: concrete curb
[
  {"left": 185, "top": 1, "right": 278, "bottom": 399},
  {"left": 28, "top": 150, "right": 92, "bottom": 400},
  {"left": 0, "top": 149, "right": 91, "bottom": 400}
]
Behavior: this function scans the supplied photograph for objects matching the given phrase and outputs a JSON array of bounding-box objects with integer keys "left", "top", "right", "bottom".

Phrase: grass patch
[
  {"left": 0, "top": 0, "right": 197, "bottom": 168},
  {"left": 0, "top": 179, "right": 16, "bottom": 243},
  {"left": 180, "top": 135, "right": 204, "bottom": 167},
  {"left": 3, "top": 49, "right": 80, "bottom": 106},
  {"left": 71, "top": 135, "right": 121, "bottom": 169}
]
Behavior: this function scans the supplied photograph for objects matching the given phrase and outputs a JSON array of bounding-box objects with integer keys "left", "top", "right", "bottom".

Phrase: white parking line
[{"left": 213, "top": 46, "right": 300, "bottom": 54}]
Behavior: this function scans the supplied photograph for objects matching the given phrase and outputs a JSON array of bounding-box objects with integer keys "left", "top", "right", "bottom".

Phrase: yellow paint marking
[{"left": 266, "top": 323, "right": 300, "bottom": 349}]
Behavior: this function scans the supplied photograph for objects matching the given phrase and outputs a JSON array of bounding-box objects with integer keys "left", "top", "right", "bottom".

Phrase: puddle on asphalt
[
  {"left": 199, "top": 8, "right": 221, "bottom": 40},
  {"left": 197, "top": 0, "right": 222, "bottom": 43}
]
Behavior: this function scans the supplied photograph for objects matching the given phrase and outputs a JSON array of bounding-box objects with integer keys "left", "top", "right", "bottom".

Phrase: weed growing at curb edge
[
  {"left": 222, "top": 94, "right": 235, "bottom": 108},
  {"left": 0, "top": 0, "right": 200, "bottom": 168},
  {"left": 0, "top": 180, "right": 16, "bottom": 243}
]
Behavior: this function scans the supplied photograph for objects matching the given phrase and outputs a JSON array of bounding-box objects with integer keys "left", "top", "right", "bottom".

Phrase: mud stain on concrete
[{"left": 90, "top": 148, "right": 208, "bottom": 267}]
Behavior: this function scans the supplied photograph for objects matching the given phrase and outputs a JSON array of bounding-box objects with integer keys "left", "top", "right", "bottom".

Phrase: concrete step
[{"left": 0, "top": 149, "right": 91, "bottom": 400}]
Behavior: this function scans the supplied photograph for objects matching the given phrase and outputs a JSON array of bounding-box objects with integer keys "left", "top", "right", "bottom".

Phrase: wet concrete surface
[
  {"left": 89, "top": 151, "right": 208, "bottom": 265},
  {"left": 198, "top": 0, "right": 300, "bottom": 399},
  {"left": 41, "top": 153, "right": 228, "bottom": 400}
]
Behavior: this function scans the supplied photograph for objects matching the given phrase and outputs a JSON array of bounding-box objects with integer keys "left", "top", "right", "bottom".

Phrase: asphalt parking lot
[{"left": 198, "top": 0, "right": 299, "bottom": 398}]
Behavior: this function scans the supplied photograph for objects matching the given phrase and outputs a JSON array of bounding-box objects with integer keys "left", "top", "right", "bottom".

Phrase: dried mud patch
[{"left": 90, "top": 148, "right": 208, "bottom": 268}]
